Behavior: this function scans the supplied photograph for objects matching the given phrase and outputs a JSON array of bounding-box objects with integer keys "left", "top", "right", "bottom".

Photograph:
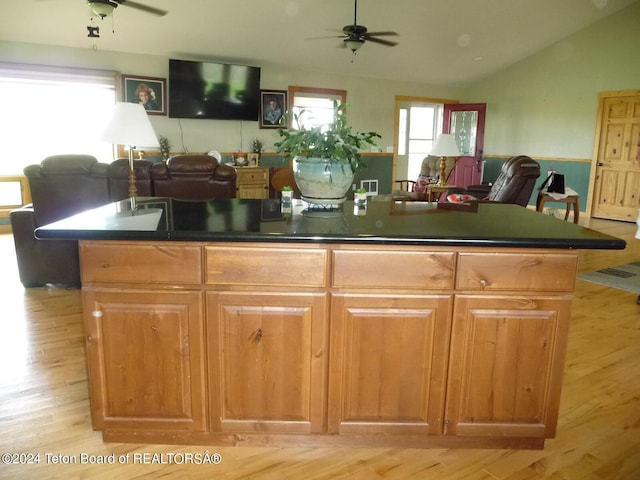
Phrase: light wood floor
[{"left": 0, "top": 218, "right": 639, "bottom": 480}]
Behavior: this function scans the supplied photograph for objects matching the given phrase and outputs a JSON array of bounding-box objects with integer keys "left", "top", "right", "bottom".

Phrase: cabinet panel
[
  {"left": 205, "top": 246, "right": 326, "bottom": 287},
  {"left": 207, "top": 291, "right": 328, "bottom": 434},
  {"left": 236, "top": 167, "right": 269, "bottom": 199},
  {"left": 456, "top": 253, "right": 577, "bottom": 292},
  {"left": 80, "top": 242, "right": 202, "bottom": 284},
  {"left": 333, "top": 250, "right": 454, "bottom": 289},
  {"left": 328, "top": 293, "right": 452, "bottom": 435},
  {"left": 445, "top": 295, "right": 572, "bottom": 438},
  {"left": 83, "top": 288, "right": 206, "bottom": 431}
]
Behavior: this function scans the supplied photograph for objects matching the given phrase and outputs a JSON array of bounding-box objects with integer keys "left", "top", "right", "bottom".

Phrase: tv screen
[{"left": 168, "top": 59, "right": 261, "bottom": 121}]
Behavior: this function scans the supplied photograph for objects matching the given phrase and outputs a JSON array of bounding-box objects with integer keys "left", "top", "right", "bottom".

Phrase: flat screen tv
[{"left": 168, "top": 58, "right": 261, "bottom": 121}]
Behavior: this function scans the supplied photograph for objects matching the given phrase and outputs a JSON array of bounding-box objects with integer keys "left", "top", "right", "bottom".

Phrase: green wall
[{"left": 465, "top": 2, "right": 640, "bottom": 160}]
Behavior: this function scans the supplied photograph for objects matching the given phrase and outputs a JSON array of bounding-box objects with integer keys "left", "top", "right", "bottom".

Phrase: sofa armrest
[
  {"left": 213, "top": 163, "right": 237, "bottom": 182},
  {"left": 10, "top": 206, "right": 80, "bottom": 288}
]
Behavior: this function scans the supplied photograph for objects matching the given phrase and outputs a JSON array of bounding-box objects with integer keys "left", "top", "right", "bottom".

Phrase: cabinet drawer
[
  {"left": 456, "top": 252, "right": 577, "bottom": 291},
  {"left": 236, "top": 168, "right": 267, "bottom": 182},
  {"left": 80, "top": 242, "right": 202, "bottom": 284},
  {"left": 332, "top": 250, "right": 455, "bottom": 289},
  {"left": 205, "top": 246, "right": 327, "bottom": 286}
]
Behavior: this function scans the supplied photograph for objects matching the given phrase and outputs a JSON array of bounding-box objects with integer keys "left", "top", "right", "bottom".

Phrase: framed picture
[
  {"left": 260, "top": 90, "right": 287, "bottom": 129},
  {"left": 247, "top": 153, "right": 260, "bottom": 166},
  {"left": 122, "top": 74, "right": 166, "bottom": 115}
]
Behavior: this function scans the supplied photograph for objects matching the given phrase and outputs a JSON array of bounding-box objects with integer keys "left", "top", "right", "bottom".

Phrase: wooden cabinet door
[
  {"left": 328, "top": 293, "right": 452, "bottom": 435},
  {"left": 235, "top": 167, "right": 269, "bottom": 199},
  {"left": 207, "top": 291, "right": 328, "bottom": 434},
  {"left": 83, "top": 289, "right": 206, "bottom": 431},
  {"left": 445, "top": 295, "right": 572, "bottom": 438},
  {"left": 592, "top": 92, "right": 640, "bottom": 221}
]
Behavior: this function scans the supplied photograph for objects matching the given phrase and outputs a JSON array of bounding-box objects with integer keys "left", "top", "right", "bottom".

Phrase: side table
[{"left": 536, "top": 189, "right": 580, "bottom": 224}]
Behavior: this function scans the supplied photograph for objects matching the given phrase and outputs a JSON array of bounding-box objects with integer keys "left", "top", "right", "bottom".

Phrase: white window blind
[{"left": 0, "top": 62, "right": 118, "bottom": 174}]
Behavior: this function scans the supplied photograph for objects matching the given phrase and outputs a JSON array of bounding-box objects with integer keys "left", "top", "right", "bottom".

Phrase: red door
[{"left": 443, "top": 103, "right": 486, "bottom": 187}]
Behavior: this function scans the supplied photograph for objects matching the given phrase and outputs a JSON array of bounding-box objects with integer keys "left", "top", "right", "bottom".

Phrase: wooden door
[
  {"left": 83, "top": 289, "right": 207, "bottom": 431},
  {"left": 443, "top": 103, "right": 486, "bottom": 187},
  {"left": 445, "top": 295, "right": 572, "bottom": 439},
  {"left": 591, "top": 91, "right": 640, "bottom": 222},
  {"left": 328, "top": 293, "right": 452, "bottom": 436},
  {"left": 207, "top": 291, "right": 328, "bottom": 434}
]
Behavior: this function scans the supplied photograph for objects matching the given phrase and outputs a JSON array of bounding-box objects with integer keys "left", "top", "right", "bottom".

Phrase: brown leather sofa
[
  {"left": 11, "top": 153, "right": 237, "bottom": 287},
  {"left": 445, "top": 155, "right": 541, "bottom": 207},
  {"left": 151, "top": 154, "right": 237, "bottom": 199},
  {"left": 11, "top": 155, "right": 110, "bottom": 287}
]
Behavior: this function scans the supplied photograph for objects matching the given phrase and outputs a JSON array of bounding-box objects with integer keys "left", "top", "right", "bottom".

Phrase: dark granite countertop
[{"left": 35, "top": 197, "right": 626, "bottom": 250}]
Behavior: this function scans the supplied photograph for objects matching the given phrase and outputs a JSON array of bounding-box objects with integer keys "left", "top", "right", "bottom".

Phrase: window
[
  {"left": 397, "top": 103, "right": 444, "bottom": 181},
  {"left": 0, "top": 62, "right": 118, "bottom": 175},
  {"left": 287, "top": 86, "right": 347, "bottom": 130}
]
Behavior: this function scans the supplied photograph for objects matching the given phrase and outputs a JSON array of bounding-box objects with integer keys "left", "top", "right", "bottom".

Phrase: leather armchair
[
  {"left": 150, "top": 154, "right": 237, "bottom": 199},
  {"left": 446, "top": 155, "right": 541, "bottom": 207},
  {"left": 11, "top": 154, "right": 110, "bottom": 287}
]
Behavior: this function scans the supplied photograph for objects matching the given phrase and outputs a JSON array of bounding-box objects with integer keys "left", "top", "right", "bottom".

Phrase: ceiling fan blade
[
  {"left": 363, "top": 35, "right": 398, "bottom": 47},
  {"left": 114, "top": 0, "right": 168, "bottom": 16},
  {"left": 306, "top": 35, "right": 346, "bottom": 41},
  {"left": 364, "top": 31, "right": 399, "bottom": 37}
]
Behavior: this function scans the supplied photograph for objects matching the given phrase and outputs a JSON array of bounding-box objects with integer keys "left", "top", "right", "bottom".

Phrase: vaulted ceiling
[{"left": 1, "top": 0, "right": 637, "bottom": 86}]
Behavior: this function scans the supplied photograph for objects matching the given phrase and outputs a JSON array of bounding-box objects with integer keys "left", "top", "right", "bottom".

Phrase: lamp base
[
  {"left": 437, "top": 156, "right": 448, "bottom": 186},
  {"left": 128, "top": 148, "right": 137, "bottom": 198}
]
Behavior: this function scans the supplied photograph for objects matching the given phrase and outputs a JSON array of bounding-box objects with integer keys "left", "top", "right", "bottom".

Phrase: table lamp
[
  {"left": 431, "top": 133, "right": 461, "bottom": 186},
  {"left": 101, "top": 102, "right": 159, "bottom": 198}
]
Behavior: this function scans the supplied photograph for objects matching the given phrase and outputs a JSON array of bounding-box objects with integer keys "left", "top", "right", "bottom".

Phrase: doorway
[
  {"left": 589, "top": 90, "right": 640, "bottom": 222},
  {"left": 393, "top": 96, "right": 486, "bottom": 189}
]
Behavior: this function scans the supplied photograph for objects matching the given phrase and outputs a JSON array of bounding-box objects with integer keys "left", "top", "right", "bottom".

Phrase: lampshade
[
  {"left": 101, "top": 102, "right": 159, "bottom": 148},
  {"left": 344, "top": 39, "right": 364, "bottom": 52},
  {"left": 89, "top": 1, "right": 117, "bottom": 18},
  {"left": 431, "top": 133, "right": 461, "bottom": 157}
]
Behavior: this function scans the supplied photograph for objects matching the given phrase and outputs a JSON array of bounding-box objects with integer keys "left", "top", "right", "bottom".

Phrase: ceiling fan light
[
  {"left": 345, "top": 39, "right": 364, "bottom": 52},
  {"left": 88, "top": 1, "right": 116, "bottom": 18}
]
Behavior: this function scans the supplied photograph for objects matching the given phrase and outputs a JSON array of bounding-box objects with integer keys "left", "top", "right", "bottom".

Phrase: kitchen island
[{"left": 36, "top": 197, "right": 625, "bottom": 449}]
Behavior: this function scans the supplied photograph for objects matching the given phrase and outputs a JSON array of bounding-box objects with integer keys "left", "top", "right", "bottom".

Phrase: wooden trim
[
  {"left": 288, "top": 86, "right": 347, "bottom": 103},
  {"left": 598, "top": 89, "right": 640, "bottom": 98},
  {"left": 394, "top": 95, "right": 460, "bottom": 105},
  {"left": 392, "top": 96, "right": 460, "bottom": 185},
  {"left": 0, "top": 175, "right": 31, "bottom": 219}
]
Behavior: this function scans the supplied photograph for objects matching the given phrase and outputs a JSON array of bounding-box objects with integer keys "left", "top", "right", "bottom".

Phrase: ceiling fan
[
  {"left": 331, "top": 0, "right": 399, "bottom": 52},
  {"left": 86, "top": 0, "right": 168, "bottom": 19}
]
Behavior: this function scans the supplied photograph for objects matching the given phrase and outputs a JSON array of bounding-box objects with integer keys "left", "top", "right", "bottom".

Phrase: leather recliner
[
  {"left": 446, "top": 155, "right": 541, "bottom": 207},
  {"left": 10, "top": 154, "right": 110, "bottom": 287},
  {"left": 151, "top": 154, "right": 237, "bottom": 199},
  {"left": 11, "top": 153, "right": 239, "bottom": 287}
]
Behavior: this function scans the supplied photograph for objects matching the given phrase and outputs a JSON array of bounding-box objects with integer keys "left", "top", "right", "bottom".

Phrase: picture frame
[
  {"left": 260, "top": 90, "right": 287, "bottom": 129},
  {"left": 122, "top": 74, "right": 166, "bottom": 115},
  {"left": 247, "top": 153, "right": 260, "bottom": 166}
]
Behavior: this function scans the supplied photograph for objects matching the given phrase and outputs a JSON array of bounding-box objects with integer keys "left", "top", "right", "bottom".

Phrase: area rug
[{"left": 578, "top": 261, "right": 640, "bottom": 293}]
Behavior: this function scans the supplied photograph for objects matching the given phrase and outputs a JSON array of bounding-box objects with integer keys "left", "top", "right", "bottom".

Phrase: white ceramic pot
[{"left": 293, "top": 156, "right": 355, "bottom": 205}]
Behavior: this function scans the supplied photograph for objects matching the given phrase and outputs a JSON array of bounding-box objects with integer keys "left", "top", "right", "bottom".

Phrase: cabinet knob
[
  {"left": 479, "top": 279, "right": 488, "bottom": 288},
  {"left": 92, "top": 310, "right": 103, "bottom": 318},
  {"left": 254, "top": 328, "right": 263, "bottom": 343}
]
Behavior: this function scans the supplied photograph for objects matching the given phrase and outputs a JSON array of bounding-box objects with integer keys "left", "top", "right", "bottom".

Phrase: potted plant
[
  {"left": 281, "top": 185, "right": 293, "bottom": 205},
  {"left": 274, "top": 102, "right": 380, "bottom": 205},
  {"left": 354, "top": 187, "right": 367, "bottom": 206},
  {"left": 158, "top": 135, "right": 171, "bottom": 162},
  {"left": 250, "top": 138, "right": 264, "bottom": 155}
]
